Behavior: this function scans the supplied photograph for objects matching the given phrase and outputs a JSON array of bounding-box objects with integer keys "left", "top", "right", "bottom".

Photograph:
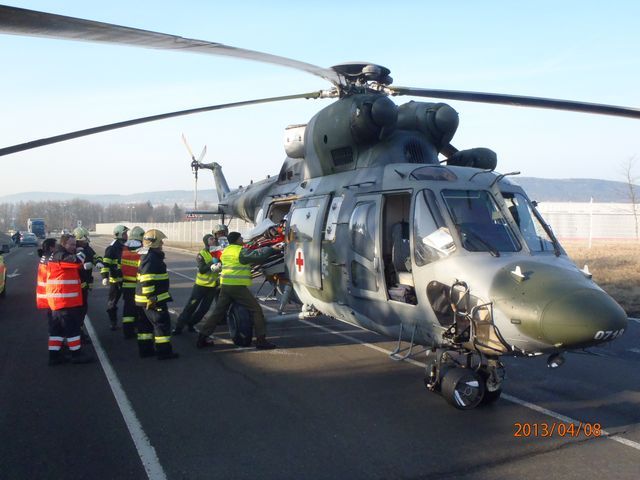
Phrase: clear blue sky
[{"left": 1, "top": 0, "right": 639, "bottom": 196}]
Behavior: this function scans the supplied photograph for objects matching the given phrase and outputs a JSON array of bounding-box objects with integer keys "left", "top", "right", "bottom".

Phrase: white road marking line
[
  {"left": 627, "top": 348, "right": 640, "bottom": 354},
  {"left": 291, "top": 317, "right": 640, "bottom": 452},
  {"left": 84, "top": 316, "right": 168, "bottom": 480},
  {"left": 167, "top": 268, "right": 197, "bottom": 282},
  {"left": 629, "top": 317, "right": 640, "bottom": 324}
]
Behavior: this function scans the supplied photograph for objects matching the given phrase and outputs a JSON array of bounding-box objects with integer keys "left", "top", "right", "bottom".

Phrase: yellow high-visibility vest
[
  {"left": 220, "top": 244, "right": 252, "bottom": 286},
  {"left": 195, "top": 249, "right": 218, "bottom": 287}
]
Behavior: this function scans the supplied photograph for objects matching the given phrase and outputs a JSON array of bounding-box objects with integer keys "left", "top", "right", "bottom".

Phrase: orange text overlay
[{"left": 513, "top": 422, "right": 602, "bottom": 438}]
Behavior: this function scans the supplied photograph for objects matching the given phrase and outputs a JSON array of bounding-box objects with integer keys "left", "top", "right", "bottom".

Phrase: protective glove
[
  {"left": 102, "top": 278, "right": 109, "bottom": 286},
  {"left": 96, "top": 262, "right": 105, "bottom": 270},
  {"left": 76, "top": 251, "right": 86, "bottom": 262},
  {"left": 210, "top": 262, "right": 222, "bottom": 273},
  {"left": 83, "top": 262, "right": 94, "bottom": 270},
  {"left": 145, "top": 296, "right": 157, "bottom": 309}
]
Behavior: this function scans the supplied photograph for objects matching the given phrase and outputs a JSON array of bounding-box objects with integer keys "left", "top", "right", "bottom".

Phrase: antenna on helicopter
[{"left": 181, "top": 133, "right": 207, "bottom": 210}]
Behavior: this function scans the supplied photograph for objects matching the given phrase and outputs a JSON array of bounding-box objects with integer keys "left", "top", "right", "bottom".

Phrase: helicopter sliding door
[
  {"left": 287, "top": 195, "right": 330, "bottom": 290},
  {"left": 348, "top": 195, "right": 383, "bottom": 299}
]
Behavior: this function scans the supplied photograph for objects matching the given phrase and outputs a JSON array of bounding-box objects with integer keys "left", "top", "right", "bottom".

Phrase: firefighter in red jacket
[
  {"left": 135, "top": 229, "right": 179, "bottom": 360},
  {"left": 36, "top": 238, "right": 57, "bottom": 322},
  {"left": 120, "top": 226, "right": 145, "bottom": 339},
  {"left": 101, "top": 224, "right": 128, "bottom": 330},
  {"left": 46, "top": 234, "right": 94, "bottom": 365}
]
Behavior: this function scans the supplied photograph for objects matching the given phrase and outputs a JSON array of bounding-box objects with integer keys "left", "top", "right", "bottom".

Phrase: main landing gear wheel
[
  {"left": 441, "top": 368, "right": 485, "bottom": 410},
  {"left": 227, "top": 303, "right": 254, "bottom": 347}
]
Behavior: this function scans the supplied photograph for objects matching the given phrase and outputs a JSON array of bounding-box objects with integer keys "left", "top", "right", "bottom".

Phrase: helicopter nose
[{"left": 540, "top": 288, "right": 628, "bottom": 348}]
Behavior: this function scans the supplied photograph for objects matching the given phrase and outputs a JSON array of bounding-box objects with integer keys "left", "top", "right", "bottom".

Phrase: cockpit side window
[
  {"left": 502, "top": 193, "right": 557, "bottom": 252},
  {"left": 442, "top": 190, "right": 521, "bottom": 253},
  {"left": 414, "top": 189, "right": 455, "bottom": 266}
]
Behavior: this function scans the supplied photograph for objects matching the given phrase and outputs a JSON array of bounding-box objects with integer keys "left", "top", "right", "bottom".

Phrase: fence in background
[
  {"left": 95, "top": 202, "right": 639, "bottom": 245},
  {"left": 95, "top": 218, "right": 254, "bottom": 247}
]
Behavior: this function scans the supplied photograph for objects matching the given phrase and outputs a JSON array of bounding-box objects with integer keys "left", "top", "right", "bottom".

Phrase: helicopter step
[{"left": 388, "top": 322, "right": 427, "bottom": 361}]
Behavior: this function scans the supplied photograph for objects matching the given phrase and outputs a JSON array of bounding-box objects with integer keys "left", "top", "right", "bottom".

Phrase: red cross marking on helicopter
[{"left": 295, "top": 249, "right": 304, "bottom": 273}]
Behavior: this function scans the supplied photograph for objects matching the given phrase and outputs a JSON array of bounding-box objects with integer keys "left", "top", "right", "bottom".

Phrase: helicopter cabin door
[
  {"left": 287, "top": 195, "right": 330, "bottom": 290},
  {"left": 347, "top": 195, "right": 384, "bottom": 300}
]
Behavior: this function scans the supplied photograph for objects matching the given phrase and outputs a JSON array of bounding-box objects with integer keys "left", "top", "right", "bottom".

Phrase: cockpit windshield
[
  {"left": 502, "top": 192, "right": 559, "bottom": 253},
  {"left": 441, "top": 190, "right": 521, "bottom": 254}
]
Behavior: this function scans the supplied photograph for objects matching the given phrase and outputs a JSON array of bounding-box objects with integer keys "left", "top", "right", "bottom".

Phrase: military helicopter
[{"left": 1, "top": 5, "right": 636, "bottom": 409}]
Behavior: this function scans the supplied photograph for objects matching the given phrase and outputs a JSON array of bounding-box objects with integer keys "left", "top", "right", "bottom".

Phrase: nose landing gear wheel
[{"left": 441, "top": 368, "right": 485, "bottom": 410}]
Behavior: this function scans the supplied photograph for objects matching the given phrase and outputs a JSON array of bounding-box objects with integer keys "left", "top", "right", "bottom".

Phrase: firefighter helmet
[
  {"left": 213, "top": 224, "right": 228, "bottom": 235},
  {"left": 129, "top": 226, "right": 145, "bottom": 242},
  {"left": 73, "top": 226, "right": 90, "bottom": 241},
  {"left": 143, "top": 229, "right": 167, "bottom": 248},
  {"left": 113, "top": 224, "right": 129, "bottom": 239}
]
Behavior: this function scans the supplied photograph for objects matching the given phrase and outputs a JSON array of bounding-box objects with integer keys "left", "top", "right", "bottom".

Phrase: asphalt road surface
[{"left": 1, "top": 238, "right": 639, "bottom": 480}]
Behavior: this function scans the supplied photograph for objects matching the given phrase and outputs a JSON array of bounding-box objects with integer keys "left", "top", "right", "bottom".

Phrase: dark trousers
[
  {"left": 121, "top": 287, "right": 141, "bottom": 338},
  {"left": 106, "top": 282, "right": 122, "bottom": 327},
  {"left": 175, "top": 284, "right": 218, "bottom": 329},
  {"left": 199, "top": 285, "right": 266, "bottom": 338},
  {"left": 143, "top": 305, "right": 174, "bottom": 357},
  {"left": 49, "top": 307, "right": 84, "bottom": 353},
  {"left": 136, "top": 307, "right": 155, "bottom": 357}
]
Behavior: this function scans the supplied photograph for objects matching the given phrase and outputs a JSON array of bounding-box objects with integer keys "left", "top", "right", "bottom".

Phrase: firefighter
[
  {"left": 46, "top": 234, "right": 94, "bottom": 365},
  {"left": 73, "top": 226, "right": 100, "bottom": 344},
  {"left": 36, "top": 238, "right": 57, "bottom": 323},
  {"left": 101, "top": 224, "right": 128, "bottom": 330},
  {"left": 196, "top": 231, "right": 279, "bottom": 350},
  {"left": 172, "top": 233, "right": 222, "bottom": 335},
  {"left": 135, "top": 229, "right": 179, "bottom": 360},
  {"left": 120, "top": 226, "right": 145, "bottom": 339}
]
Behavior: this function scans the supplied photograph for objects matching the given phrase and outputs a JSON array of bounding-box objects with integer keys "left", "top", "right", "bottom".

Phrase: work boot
[
  {"left": 196, "top": 334, "right": 215, "bottom": 349},
  {"left": 71, "top": 350, "right": 95, "bottom": 364},
  {"left": 255, "top": 335, "right": 277, "bottom": 350},
  {"left": 171, "top": 326, "right": 183, "bottom": 336},
  {"left": 48, "top": 350, "right": 67, "bottom": 366}
]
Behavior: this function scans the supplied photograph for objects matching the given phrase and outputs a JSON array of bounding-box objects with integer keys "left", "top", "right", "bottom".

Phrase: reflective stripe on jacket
[
  {"left": 195, "top": 249, "right": 218, "bottom": 288},
  {"left": 121, "top": 246, "right": 140, "bottom": 289},
  {"left": 220, "top": 244, "right": 252, "bottom": 286},
  {"left": 36, "top": 258, "right": 49, "bottom": 309},
  {"left": 46, "top": 261, "right": 83, "bottom": 310}
]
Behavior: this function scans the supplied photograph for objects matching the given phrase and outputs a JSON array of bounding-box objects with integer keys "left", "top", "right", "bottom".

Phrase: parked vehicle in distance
[
  {"left": 19, "top": 233, "right": 38, "bottom": 247},
  {"left": 27, "top": 218, "right": 46, "bottom": 239}
]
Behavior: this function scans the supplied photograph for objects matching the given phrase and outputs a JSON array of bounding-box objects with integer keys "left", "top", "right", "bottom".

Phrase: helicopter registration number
[{"left": 593, "top": 329, "right": 625, "bottom": 341}]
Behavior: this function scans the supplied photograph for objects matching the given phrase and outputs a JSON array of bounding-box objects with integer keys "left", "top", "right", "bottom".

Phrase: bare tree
[{"left": 622, "top": 156, "right": 639, "bottom": 239}]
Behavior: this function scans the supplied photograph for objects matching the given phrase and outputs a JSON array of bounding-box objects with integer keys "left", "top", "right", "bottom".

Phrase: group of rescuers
[{"left": 37, "top": 223, "right": 280, "bottom": 365}]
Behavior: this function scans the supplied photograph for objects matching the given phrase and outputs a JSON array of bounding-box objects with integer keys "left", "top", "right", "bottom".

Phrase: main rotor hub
[{"left": 331, "top": 63, "right": 393, "bottom": 92}]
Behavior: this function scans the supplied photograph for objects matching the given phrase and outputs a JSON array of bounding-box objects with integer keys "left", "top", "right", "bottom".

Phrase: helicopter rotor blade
[
  {"left": 389, "top": 86, "right": 640, "bottom": 120},
  {"left": 181, "top": 133, "right": 196, "bottom": 161},
  {"left": 197, "top": 146, "right": 207, "bottom": 163},
  {"left": 0, "top": 91, "right": 324, "bottom": 157},
  {"left": 0, "top": 5, "right": 342, "bottom": 86}
]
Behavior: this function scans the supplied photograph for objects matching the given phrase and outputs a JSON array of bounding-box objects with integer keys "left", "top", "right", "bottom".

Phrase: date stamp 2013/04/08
[{"left": 514, "top": 422, "right": 602, "bottom": 438}]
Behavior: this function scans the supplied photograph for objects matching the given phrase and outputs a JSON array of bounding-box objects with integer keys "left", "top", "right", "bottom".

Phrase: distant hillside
[
  {"left": 0, "top": 189, "right": 218, "bottom": 206},
  {"left": 515, "top": 178, "right": 636, "bottom": 203},
  {"left": 0, "top": 178, "right": 637, "bottom": 205}
]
